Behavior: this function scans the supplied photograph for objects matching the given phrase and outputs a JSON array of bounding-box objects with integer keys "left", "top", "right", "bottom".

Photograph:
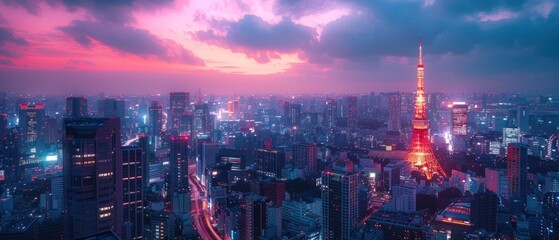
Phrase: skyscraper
[
  {"left": 256, "top": 149, "right": 285, "bottom": 178},
  {"left": 451, "top": 102, "right": 468, "bottom": 136},
  {"left": 66, "top": 96, "right": 88, "bottom": 118},
  {"left": 199, "top": 142, "right": 219, "bottom": 184},
  {"left": 507, "top": 143, "right": 528, "bottom": 205},
  {"left": 293, "top": 143, "right": 317, "bottom": 176},
  {"left": 169, "top": 92, "right": 190, "bottom": 130},
  {"left": 63, "top": 118, "right": 122, "bottom": 239},
  {"left": 1, "top": 132, "right": 20, "bottom": 185},
  {"left": 194, "top": 103, "right": 211, "bottom": 133},
  {"left": 122, "top": 147, "right": 144, "bottom": 240},
  {"left": 284, "top": 102, "right": 302, "bottom": 127},
  {"left": 346, "top": 96, "right": 358, "bottom": 129},
  {"left": 321, "top": 162, "right": 358, "bottom": 240},
  {"left": 324, "top": 98, "right": 337, "bottom": 128},
  {"left": 138, "top": 134, "right": 152, "bottom": 189},
  {"left": 388, "top": 93, "right": 402, "bottom": 132},
  {"left": 405, "top": 37, "right": 446, "bottom": 180},
  {"left": 169, "top": 136, "right": 189, "bottom": 213},
  {"left": 148, "top": 100, "right": 163, "bottom": 149},
  {"left": 98, "top": 98, "right": 125, "bottom": 120},
  {"left": 18, "top": 102, "right": 45, "bottom": 155}
]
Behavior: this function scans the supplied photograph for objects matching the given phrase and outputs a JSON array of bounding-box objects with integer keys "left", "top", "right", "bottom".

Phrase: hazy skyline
[{"left": 0, "top": 0, "right": 558, "bottom": 94}]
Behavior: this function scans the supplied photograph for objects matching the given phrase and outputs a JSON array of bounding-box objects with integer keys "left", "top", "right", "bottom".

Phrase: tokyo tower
[{"left": 405, "top": 37, "right": 446, "bottom": 180}]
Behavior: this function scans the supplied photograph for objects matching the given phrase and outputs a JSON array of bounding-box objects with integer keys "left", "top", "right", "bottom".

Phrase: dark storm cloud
[
  {"left": 195, "top": 14, "right": 316, "bottom": 63},
  {"left": 0, "top": 27, "right": 29, "bottom": 58},
  {"left": 60, "top": 20, "right": 204, "bottom": 65}
]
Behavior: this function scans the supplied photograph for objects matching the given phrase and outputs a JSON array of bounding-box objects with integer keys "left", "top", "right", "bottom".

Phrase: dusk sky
[{"left": 0, "top": 0, "right": 557, "bottom": 95}]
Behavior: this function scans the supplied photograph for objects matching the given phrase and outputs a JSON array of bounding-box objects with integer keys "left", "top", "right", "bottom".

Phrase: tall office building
[
  {"left": 66, "top": 96, "right": 88, "bottom": 118},
  {"left": 451, "top": 102, "right": 468, "bottom": 136},
  {"left": 256, "top": 149, "right": 286, "bottom": 178},
  {"left": 471, "top": 189, "right": 498, "bottom": 232},
  {"left": 194, "top": 103, "right": 211, "bottom": 133},
  {"left": 284, "top": 102, "right": 302, "bottom": 127},
  {"left": 1, "top": 132, "right": 20, "bottom": 185},
  {"left": 293, "top": 143, "right": 317, "bottom": 176},
  {"left": 177, "top": 114, "right": 194, "bottom": 137},
  {"left": 98, "top": 98, "right": 125, "bottom": 119},
  {"left": 19, "top": 102, "right": 46, "bottom": 142},
  {"left": 148, "top": 100, "right": 163, "bottom": 149},
  {"left": 138, "top": 134, "right": 152, "bottom": 189},
  {"left": 122, "top": 147, "right": 144, "bottom": 240},
  {"left": 18, "top": 102, "right": 46, "bottom": 155},
  {"left": 346, "top": 96, "right": 358, "bottom": 129},
  {"left": 324, "top": 98, "right": 337, "bottom": 128},
  {"left": 227, "top": 99, "right": 240, "bottom": 120},
  {"left": 199, "top": 142, "right": 219, "bottom": 184},
  {"left": 169, "top": 92, "right": 190, "bottom": 130},
  {"left": 169, "top": 136, "right": 189, "bottom": 213},
  {"left": 63, "top": 118, "right": 122, "bottom": 239},
  {"left": 321, "top": 162, "right": 359, "bottom": 240},
  {"left": 388, "top": 93, "right": 402, "bottom": 132},
  {"left": 507, "top": 143, "right": 528, "bottom": 207},
  {"left": 390, "top": 185, "right": 416, "bottom": 212}
]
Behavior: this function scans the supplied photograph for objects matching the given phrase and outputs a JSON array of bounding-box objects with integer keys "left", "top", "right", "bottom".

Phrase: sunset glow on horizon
[{"left": 0, "top": 0, "right": 558, "bottom": 94}]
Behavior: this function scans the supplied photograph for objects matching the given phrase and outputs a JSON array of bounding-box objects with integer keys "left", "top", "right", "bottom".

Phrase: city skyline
[
  {"left": 2, "top": 1, "right": 559, "bottom": 240},
  {"left": 0, "top": 0, "right": 558, "bottom": 94}
]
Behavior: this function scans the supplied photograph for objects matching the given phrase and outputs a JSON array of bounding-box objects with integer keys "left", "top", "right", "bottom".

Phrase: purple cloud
[
  {"left": 0, "top": 27, "right": 28, "bottom": 58},
  {"left": 195, "top": 15, "right": 317, "bottom": 63},
  {"left": 60, "top": 20, "right": 204, "bottom": 65}
]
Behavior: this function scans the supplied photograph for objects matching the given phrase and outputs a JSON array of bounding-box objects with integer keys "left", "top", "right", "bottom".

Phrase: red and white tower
[{"left": 405, "top": 37, "right": 446, "bottom": 180}]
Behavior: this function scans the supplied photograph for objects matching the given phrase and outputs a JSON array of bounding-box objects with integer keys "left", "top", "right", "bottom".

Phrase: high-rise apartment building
[
  {"left": 321, "top": 162, "right": 359, "bottom": 240},
  {"left": 507, "top": 143, "right": 528, "bottom": 213}
]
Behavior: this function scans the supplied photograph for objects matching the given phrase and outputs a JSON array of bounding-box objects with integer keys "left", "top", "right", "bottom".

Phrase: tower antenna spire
[{"left": 418, "top": 35, "right": 423, "bottom": 67}]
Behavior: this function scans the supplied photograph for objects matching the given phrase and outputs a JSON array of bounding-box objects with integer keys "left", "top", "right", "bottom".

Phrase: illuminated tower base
[{"left": 405, "top": 119, "right": 446, "bottom": 180}]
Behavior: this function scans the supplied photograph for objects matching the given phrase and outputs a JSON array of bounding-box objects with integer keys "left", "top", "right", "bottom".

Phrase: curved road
[{"left": 189, "top": 163, "right": 222, "bottom": 240}]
